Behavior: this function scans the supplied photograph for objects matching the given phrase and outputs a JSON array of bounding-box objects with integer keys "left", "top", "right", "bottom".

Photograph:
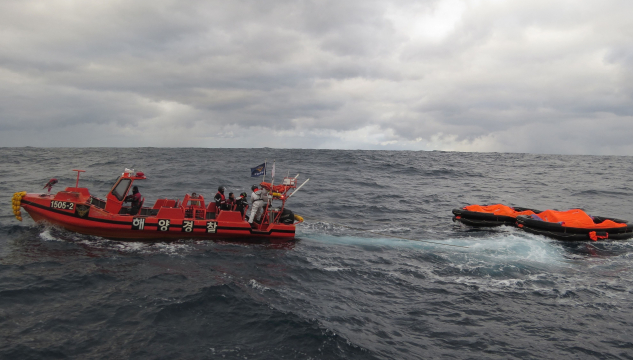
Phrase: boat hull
[{"left": 22, "top": 198, "right": 295, "bottom": 240}]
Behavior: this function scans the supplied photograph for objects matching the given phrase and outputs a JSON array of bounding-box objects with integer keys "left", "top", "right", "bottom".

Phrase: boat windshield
[{"left": 111, "top": 178, "right": 131, "bottom": 201}]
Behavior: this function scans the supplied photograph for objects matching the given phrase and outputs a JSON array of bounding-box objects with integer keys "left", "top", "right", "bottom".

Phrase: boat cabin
[{"left": 87, "top": 169, "right": 241, "bottom": 221}]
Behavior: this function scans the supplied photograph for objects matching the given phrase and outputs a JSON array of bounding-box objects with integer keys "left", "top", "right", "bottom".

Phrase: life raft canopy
[
  {"left": 463, "top": 204, "right": 538, "bottom": 218},
  {"left": 452, "top": 203, "right": 543, "bottom": 227},
  {"left": 528, "top": 209, "right": 627, "bottom": 229},
  {"left": 516, "top": 209, "right": 633, "bottom": 241}
]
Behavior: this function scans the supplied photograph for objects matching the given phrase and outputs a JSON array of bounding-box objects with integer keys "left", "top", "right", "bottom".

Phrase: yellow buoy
[{"left": 12, "top": 191, "right": 26, "bottom": 221}]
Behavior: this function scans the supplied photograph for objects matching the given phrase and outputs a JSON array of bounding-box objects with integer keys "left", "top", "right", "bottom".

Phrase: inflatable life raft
[
  {"left": 516, "top": 209, "right": 633, "bottom": 241},
  {"left": 452, "top": 204, "right": 542, "bottom": 227}
]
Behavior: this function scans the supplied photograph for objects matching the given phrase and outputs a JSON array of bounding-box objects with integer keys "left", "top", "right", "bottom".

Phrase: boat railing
[
  {"left": 152, "top": 199, "right": 179, "bottom": 209},
  {"left": 90, "top": 196, "right": 107, "bottom": 209}
]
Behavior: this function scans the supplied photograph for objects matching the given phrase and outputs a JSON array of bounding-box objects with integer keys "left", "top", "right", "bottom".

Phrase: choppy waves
[{"left": 1, "top": 148, "right": 633, "bottom": 359}]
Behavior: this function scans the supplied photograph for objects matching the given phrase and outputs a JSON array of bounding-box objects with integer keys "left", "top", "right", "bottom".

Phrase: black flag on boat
[{"left": 250, "top": 163, "right": 266, "bottom": 177}]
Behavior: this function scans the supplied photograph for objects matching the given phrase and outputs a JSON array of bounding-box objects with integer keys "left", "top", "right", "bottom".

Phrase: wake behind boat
[{"left": 12, "top": 168, "right": 306, "bottom": 240}]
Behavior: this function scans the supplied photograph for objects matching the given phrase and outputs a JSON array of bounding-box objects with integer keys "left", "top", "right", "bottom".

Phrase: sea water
[{"left": 1, "top": 148, "right": 632, "bottom": 359}]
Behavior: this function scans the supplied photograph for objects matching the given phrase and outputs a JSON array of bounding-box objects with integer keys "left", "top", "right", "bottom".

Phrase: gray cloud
[{"left": 0, "top": 0, "right": 632, "bottom": 154}]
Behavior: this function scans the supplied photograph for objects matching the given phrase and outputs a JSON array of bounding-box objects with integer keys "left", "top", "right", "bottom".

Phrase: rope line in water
[{"left": 302, "top": 217, "right": 469, "bottom": 249}]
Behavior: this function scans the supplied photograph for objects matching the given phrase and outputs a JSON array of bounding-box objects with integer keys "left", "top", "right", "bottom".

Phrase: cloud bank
[{"left": 1, "top": 0, "right": 632, "bottom": 154}]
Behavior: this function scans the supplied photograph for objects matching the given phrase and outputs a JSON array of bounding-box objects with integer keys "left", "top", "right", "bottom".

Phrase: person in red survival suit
[
  {"left": 124, "top": 186, "right": 142, "bottom": 215},
  {"left": 214, "top": 186, "right": 228, "bottom": 210}
]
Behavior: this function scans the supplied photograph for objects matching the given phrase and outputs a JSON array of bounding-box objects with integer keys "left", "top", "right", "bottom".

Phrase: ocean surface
[{"left": 1, "top": 148, "right": 633, "bottom": 359}]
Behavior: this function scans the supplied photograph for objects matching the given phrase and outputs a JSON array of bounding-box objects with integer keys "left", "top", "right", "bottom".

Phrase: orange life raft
[
  {"left": 452, "top": 204, "right": 541, "bottom": 227},
  {"left": 516, "top": 209, "right": 632, "bottom": 241}
]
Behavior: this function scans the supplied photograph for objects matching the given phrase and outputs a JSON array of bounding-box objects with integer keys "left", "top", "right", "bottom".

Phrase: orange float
[
  {"left": 516, "top": 209, "right": 632, "bottom": 241},
  {"left": 452, "top": 204, "right": 541, "bottom": 227}
]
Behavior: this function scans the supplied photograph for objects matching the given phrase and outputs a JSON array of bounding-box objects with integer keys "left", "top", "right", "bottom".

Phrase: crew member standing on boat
[
  {"left": 236, "top": 192, "right": 248, "bottom": 217},
  {"left": 124, "top": 186, "right": 142, "bottom": 215},
  {"left": 191, "top": 192, "right": 201, "bottom": 206},
  {"left": 248, "top": 185, "right": 267, "bottom": 224},
  {"left": 215, "top": 186, "right": 227, "bottom": 210},
  {"left": 226, "top": 192, "right": 236, "bottom": 210}
]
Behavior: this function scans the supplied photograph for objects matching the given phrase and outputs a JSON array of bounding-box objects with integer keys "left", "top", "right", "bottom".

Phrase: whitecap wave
[
  {"left": 39, "top": 228, "right": 61, "bottom": 242},
  {"left": 248, "top": 279, "right": 269, "bottom": 291}
]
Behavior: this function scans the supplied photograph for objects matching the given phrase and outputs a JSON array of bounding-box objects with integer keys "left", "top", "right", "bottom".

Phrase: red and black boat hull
[{"left": 22, "top": 198, "right": 295, "bottom": 240}]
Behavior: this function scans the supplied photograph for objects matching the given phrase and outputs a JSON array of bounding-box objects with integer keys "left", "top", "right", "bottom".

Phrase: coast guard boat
[{"left": 12, "top": 169, "right": 305, "bottom": 240}]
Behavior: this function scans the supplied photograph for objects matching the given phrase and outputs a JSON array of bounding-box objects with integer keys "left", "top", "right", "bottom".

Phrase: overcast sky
[{"left": 1, "top": 0, "right": 632, "bottom": 154}]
